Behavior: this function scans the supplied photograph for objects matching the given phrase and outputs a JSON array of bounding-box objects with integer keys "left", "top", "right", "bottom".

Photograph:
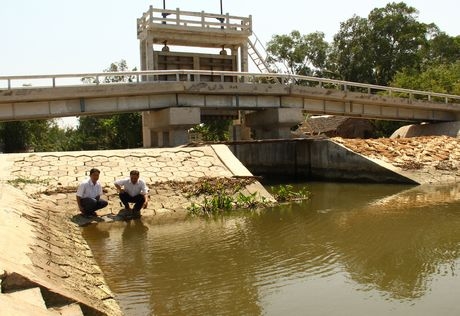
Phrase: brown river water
[{"left": 83, "top": 182, "right": 460, "bottom": 316}]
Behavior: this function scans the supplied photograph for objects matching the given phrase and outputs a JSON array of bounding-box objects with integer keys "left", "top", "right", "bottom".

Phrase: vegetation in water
[
  {"left": 270, "top": 184, "right": 311, "bottom": 203},
  {"left": 186, "top": 178, "right": 310, "bottom": 216},
  {"left": 185, "top": 177, "right": 272, "bottom": 216}
]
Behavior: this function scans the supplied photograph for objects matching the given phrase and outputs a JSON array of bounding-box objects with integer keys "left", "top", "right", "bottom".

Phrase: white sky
[{"left": 1, "top": 0, "right": 459, "bottom": 77}]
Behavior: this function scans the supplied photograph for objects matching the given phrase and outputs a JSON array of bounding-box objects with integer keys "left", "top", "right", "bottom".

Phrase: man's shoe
[
  {"left": 82, "top": 212, "right": 97, "bottom": 218},
  {"left": 132, "top": 209, "right": 141, "bottom": 219}
]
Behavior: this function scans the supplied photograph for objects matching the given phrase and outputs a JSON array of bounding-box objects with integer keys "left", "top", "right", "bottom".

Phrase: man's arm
[
  {"left": 141, "top": 180, "right": 149, "bottom": 208},
  {"left": 114, "top": 183, "right": 123, "bottom": 193},
  {"left": 114, "top": 179, "right": 125, "bottom": 193},
  {"left": 142, "top": 193, "right": 149, "bottom": 208},
  {"left": 76, "top": 195, "right": 84, "bottom": 213}
]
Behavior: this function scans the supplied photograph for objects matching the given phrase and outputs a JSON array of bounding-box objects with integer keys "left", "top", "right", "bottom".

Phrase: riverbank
[{"left": 1, "top": 137, "right": 459, "bottom": 315}]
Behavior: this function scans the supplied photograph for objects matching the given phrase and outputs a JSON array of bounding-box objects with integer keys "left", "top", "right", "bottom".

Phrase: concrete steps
[{"left": 0, "top": 286, "right": 83, "bottom": 315}]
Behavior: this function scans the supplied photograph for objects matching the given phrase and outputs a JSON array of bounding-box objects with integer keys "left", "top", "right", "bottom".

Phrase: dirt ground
[{"left": 333, "top": 135, "right": 460, "bottom": 172}]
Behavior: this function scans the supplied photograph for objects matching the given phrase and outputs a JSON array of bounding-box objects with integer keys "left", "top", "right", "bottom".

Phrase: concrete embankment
[
  {"left": 0, "top": 144, "right": 272, "bottom": 315},
  {"left": 230, "top": 138, "right": 419, "bottom": 184}
]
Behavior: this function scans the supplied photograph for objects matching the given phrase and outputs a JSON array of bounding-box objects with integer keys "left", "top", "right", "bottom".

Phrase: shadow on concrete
[{"left": 70, "top": 208, "right": 142, "bottom": 226}]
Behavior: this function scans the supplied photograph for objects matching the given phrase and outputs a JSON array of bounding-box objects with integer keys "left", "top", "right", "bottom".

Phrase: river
[{"left": 83, "top": 182, "right": 460, "bottom": 316}]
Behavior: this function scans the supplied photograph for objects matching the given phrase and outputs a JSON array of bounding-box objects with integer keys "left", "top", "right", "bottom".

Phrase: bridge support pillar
[
  {"left": 142, "top": 107, "right": 201, "bottom": 148},
  {"left": 244, "top": 108, "right": 303, "bottom": 139}
]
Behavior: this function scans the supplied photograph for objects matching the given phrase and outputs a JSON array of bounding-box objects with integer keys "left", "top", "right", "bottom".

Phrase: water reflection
[{"left": 83, "top": 183, "right": 460, "bottom": 316}]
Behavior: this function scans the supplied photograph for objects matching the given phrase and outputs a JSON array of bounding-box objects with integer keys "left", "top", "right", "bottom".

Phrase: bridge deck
[{"left": 0, "top": 70, "right": 459, "bottom": 122}]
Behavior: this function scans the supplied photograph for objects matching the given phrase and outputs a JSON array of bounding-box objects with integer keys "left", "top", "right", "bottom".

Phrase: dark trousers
[
  {"left": 80, "top": 197, "right": 108, "bottom": 214},
  {"left": 119, "top": 192, "right": 144, "bottom": 212}
]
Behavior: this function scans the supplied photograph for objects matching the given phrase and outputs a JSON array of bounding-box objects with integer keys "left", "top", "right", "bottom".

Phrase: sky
[{"left": 1, "top": 0, "right": 459, "bottom": 77}]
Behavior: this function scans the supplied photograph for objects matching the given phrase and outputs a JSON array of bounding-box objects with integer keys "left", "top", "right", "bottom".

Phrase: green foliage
[
  {"left": 185, "top": 178, "right": 271, "bottom": 216},
  {"left": 70, "top": 113, "right": 142, "bottom": 150},
  {"left": 391, "top": 61, "right": 460, "bottom": 95},
  {"left": 266, "top": 30, "right": 329, "bottom": 76},
  {"left": 203, "top": 194, "right": 234, "bottom": 213},
  {"left": 190, "top": 120, "right": 231, "bottom": 142},
  {"left": 0, "top": 119, "right": 69, "bottom": 153},
  {"left": 367, "top": 2, "right": 428, "bottom": 85},
  {"left": 234, "top": 192, "right": 263, "bottom": 209},
  {"left": 266, "top": 2, "right": 439, "bottom": 88},
  {"left": 187, "top": 190, "right": 270, "bottom": 216},
  {"left": 81, "top": 59, "right": 137, "bottom": 84},
  {"left": 328, "top": 2, "right": 430, "bottom": 85},
  {"left": 270, "top": 184, "right": 310, "bottom": 202},
  {"left": 371, "top": 120, "right": 408, "bottom": 138},
  {"left": 328, "top": 15, "right": 375, "bottom": 82},
  {"left": 0, "top": 121, "right": 30, "bottom": 152},
  {"left": 419, "top": 31, "right": 460, "bottom": 68},
  {"left": 7, "top": 176, "right": 49, "bottom": 188}
]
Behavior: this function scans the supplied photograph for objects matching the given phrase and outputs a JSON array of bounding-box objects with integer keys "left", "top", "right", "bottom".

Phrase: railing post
[
  {"left": 176, "top": 8, "right": 180, "bottom": 25},
  {"left": 8, "top": 79, "right": 11, "bottom": 90},
  {"left": 52, "top": 77, "right": 56, "bottom": 88}
]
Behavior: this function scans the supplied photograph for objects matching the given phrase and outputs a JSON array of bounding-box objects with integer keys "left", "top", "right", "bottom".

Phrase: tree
[
  {"left": 328, "top": 15, "right": 375, "bottom": 82},
  {"left": 391, "top": 61, "right": 460, "bottom": 95},
  {"left": 0, "top": 119, "right": 68, "bottom": 153},
  {"left": 419, "top": 31, "right": 460, "bottom": 68},
  {"left": 191, "top": 119, "right": 232, "bottom": 142},
  {"left": 367, "top": 2, "right": 429, "bottom": 85},
  {"left": 266, "top": 30, "right": 329, "bottom": 76},
  {"left": 328, "top": 2, "right": 430, "bottom": 86},
  {"left": 81, "top": 59, "right": 137, "bottom": 84}
]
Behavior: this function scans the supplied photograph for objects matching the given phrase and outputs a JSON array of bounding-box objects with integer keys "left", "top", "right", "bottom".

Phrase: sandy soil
[{"left": 333, "top": 136, "right": 460, "bottom": 171}]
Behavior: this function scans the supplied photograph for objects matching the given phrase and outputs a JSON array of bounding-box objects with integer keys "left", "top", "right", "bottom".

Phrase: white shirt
[
  {"left": 114, "top": 178, "right": 149, "bottom": 197},
  {"left": 76, "top": 178, "right": 103, "bottom": 199}
]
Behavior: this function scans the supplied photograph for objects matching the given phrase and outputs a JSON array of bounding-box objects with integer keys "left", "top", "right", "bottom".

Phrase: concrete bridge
[{"left": 1, "top": 70, "right": 460, "bottom": 146}]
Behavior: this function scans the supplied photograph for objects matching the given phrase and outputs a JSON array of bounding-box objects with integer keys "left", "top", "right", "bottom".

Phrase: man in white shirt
[
  {"left": 76, "top": 168, "right": 108, "bottom": 217},
  {"left": 114, "top": 170, "right": 149, "bottom": 218}
]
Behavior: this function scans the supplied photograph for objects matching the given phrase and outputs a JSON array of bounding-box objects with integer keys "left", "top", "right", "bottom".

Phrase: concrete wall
[
  {"left": 391, "top": 121, "right": 460, "bottom": 138},
  {"left": 230, "top": 139, "right": 418, "bottom": 184}
]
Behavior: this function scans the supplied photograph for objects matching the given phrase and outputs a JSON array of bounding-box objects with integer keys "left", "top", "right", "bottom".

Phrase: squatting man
[
  {"left": 114, "top": 170, "right": 149, "bottom": 218},
  {"left": 76, "top": 168, "right": 108, "bottom": 217}
]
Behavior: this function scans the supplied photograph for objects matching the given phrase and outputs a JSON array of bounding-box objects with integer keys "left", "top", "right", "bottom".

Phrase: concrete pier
[
  {"left": 244, "top": 108, "right": 304, "bottom": 140},
  {"left": 142, "top": 107, "right": 201, "bottom": 147}
]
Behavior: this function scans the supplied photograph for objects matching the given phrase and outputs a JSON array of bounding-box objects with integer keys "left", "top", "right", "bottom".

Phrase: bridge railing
[{"left": 1, "top": 70, "right": 459, "bottom": 105}]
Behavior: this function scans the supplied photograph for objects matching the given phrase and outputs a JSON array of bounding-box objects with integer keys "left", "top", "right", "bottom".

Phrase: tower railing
[{"left": 137, "top": 6, "right": 252, "bottom": 35}]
